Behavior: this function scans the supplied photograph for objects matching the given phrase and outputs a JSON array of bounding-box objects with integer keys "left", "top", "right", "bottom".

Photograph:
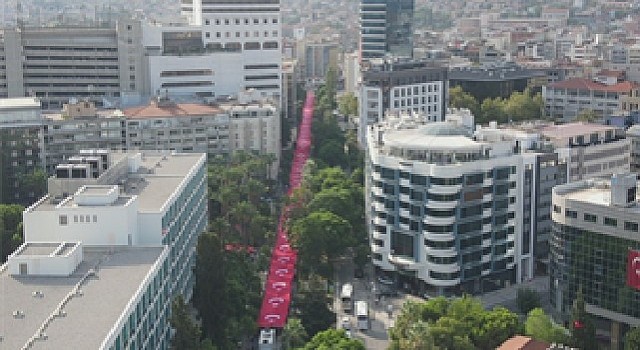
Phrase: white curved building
[{"left": 366, "top": 117, "right": 536, "bottom": 296}]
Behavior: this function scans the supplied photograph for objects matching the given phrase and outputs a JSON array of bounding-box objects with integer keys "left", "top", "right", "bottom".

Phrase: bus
[
  {"left": 355, "top": 300, "right": 369, "bottom": 331},
  {"left": 340, "top": 283, "right": 353, "bottom": 313}
]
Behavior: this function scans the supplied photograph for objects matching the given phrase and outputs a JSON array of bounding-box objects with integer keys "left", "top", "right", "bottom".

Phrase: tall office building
[
  {"left": 1, "top": 151, "right": 207, "bottom": 350},
  {"left": 358, "top": 58, "right": 447, "bottom": 144},
  {"left": 179, "top": 0, "right": 282, "bottom": 100},
  {"left": 360, "top": 0, "right": 414, "bottom": 61},
  {"left": 551, "top": 174, "right": 640, "bottom": 350},
  {"left": 0, "top": 19, "right": 144, "bottom": 110}
]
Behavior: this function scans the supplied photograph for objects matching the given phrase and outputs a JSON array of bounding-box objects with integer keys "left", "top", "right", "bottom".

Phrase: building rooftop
[
  {"left": 383, "top": 122, "right": 479, "bottom": 151},
  {"left": 540, "top": 122, "right": 621, "bottom": 140},
  {"left": 32, "top": 152, "right": 206, "bottom": 213},
  {"left": 554, "top": 176, "right": 640, "bottom": 215},
  {"left": 0, "top": 246, "right": 166, "bottom": 350},
  {"left": 547, "top": 78, "right": 637, "bottom": 93},
  {"left": 497, "top": 335, "right": 550, "bottom": 350},
  {"left": 0, "top": 97, "right": 41, "bottom": 110},
  {"left": 124, "top": 101, "right": 222, "bottom": 118}
]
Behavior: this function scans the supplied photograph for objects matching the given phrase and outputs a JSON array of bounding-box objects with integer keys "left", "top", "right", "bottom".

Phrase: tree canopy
[
  {"left": 450, "top": 86, "right": 544, "bottom": 124},
  {"left": 524, "top": 308, "right": 569, "bottom": 344},
  {"left": 625, "top": 327, "right": 640, "bottom": 350},
  {"left": 389, "top": 296, "right": 522, "bottom": 350},
  {"left": 301, "top": 329, "right": 365, "bottom": 350},
  {"left": 0, "top": 204, "right": 24, "bottom": 262},
  {"left": 170, "top": 295, "right": 202, "bottom": 350}
]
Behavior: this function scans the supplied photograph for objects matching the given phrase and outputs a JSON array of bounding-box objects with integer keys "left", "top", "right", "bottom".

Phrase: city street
[{"left": 334, "top": 259, "right": 404, "bottom": 350}]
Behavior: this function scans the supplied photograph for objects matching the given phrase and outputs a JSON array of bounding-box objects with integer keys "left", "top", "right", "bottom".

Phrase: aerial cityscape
[{"left": 1, "top": 0, "right": 640, "bottom": 349}]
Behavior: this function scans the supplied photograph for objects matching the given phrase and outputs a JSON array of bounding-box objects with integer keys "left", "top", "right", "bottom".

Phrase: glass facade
[
  {"left": 550, "top": 223, "right": 640, "bottom": 347},
  {"left": 360, "top": 0, "right": 414, "bottom": 59}
]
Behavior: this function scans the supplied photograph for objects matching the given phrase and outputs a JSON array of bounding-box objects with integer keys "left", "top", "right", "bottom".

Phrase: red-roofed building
[
  {"left": 497, "top": 335, "right": 550, "bottom": 350},
  {"left": 543, "top": 77, "right": 639, "bottom": 121}
]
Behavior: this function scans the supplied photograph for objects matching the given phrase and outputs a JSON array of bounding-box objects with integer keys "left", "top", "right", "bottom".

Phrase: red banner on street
[{"left": 627, "top": 249, "right": 640, "bottom": 290}]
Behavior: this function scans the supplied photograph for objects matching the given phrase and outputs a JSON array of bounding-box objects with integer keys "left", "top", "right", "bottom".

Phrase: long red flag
[{"left": 627, "top": 249, "right": 640, "bottom": 290}]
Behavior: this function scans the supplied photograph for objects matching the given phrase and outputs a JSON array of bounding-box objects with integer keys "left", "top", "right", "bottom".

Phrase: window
[
  {"left": 59, "top": 215, "right": 68, "bottom": 225},
  {"left": 584, "top": 213, "right": 597, "bottom": 223},
  {"left": 624, "top": 221, "right": 638, "bottom": 232},
  {"left": 565, "top": 210, "right": 577, "bottom": 219},
  {"left": 553, "top": 205, "right": 561, "bottom": 213},
  {"left": 604, "top": 217, "right": 617, "bottom": 227}
]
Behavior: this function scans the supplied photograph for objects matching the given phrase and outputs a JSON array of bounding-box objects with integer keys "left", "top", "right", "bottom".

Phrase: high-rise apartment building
[
  {"left": 358, "top": 58, "right": 447, "bottom": 144},
  {"left": 360, "top": 0, "right": 414, "bottom": 60},
  {"left": 366, "top": 116, "right": 538, "bottom": 296},
  {"left": 551, "top": 173, "right": 640, "bottom": 350},
  {"left": 2, "top": 150, "right": 207, "bottom": 350}
]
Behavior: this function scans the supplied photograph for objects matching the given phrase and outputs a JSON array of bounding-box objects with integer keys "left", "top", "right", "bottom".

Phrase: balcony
[
  {"left": 388, "top": 254, "right": 418, "bottom": 270},
  {"left": 427, "top": 184, "right": 462, "bottom": 195},
  {"left": 424, "top": 246, "right": 457, "bottom": 256},
  {"left": 423, "top": 231, "right": 455, "bottom": 241},
  {"left": 426, "top": 275, "right": 460, "bottom": 287},
  {"left": 423, "top": 215, "right": 456, "bottom": 226},
  {"left": 425, "top": 200, "right": 458, "bottom": 209},
  {"left": 426, "top": 261, "right": 460, "bottom": 274}
]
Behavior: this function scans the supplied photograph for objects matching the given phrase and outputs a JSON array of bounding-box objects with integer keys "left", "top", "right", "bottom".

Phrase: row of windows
[
  {"left": 392, "top": 84, "right": 440, "bottom": 97},
  {"left": 204, "top": 17, "right": 278, "bottom": 25},
  {"left": 555, "top": 205, "right": 639, "bottom": 232},
  {"left": 59, "top": 214, "right": 98, "bottom": 225},
  {"left": 206, "top": 30, "right": 278, "bottom": 38}
]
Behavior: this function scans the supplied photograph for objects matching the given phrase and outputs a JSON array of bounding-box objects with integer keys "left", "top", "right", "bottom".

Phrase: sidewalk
[{"left": 479, "top": 276, "right": 551, "bottom": 313}]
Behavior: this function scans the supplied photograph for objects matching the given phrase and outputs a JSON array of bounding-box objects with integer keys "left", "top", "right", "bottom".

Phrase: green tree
[
  {"left": 282, "top": 317, "right": 308, "bottom": 349},
  {"left": 473, "top": 307, "right": 522, "bottom": 350},
  {"left": 571, "top": 287, "right": 597, "bottom": 350},
  {"left": 390, "top": 296, "right": 521, "bottom": 350},
  {"left": 625, "top": 327, "right": 640, "bottom": 350},
  {"left": 316, "top": 140, "right": 348, "bottom": 168},
  {"left": 170, "top": 295, "right": 202, "bottom": 350},
  {"left": 290, "top": 211, "right": 353, "bottom": 278},
  {"left": 449, "top": 86, "right": 480, "bottom": 117},
  {"left": 0, "top": 204, "right": 24, "bottom": 262},
  {"left": 479, "top": 97, "right": 507, "bottom": 124},
  {"left": 193, "top": 233, "right": 227, "bottom": 346},
  {"left": 516, "top": 287, "right": 540, "bottom": 315},
  {"left": 396, "top": 321, "right": 436, "bottom": 350},
  {"left": 302, "top": 329, "right": 365, "bottom": 350},
  {"left": 524, "top": 308, "right": 569, "bottom": 344},
  {"left": 338, "top": 93, "right": 358, "bottom": 116},
  {"left": 294, "top": 275, "right": 335, "bottom": 336},
  {"left": 194, "top": 232, "right": 262, "bottom": 348},
  {"left": 504, "top": 89, "right": 543, "bottom": 121}
]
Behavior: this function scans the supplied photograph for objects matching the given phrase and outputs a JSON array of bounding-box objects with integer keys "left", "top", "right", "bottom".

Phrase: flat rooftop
[
  {"left": 557, "top": 180, "right": 640, "bottom": 214},
  {"left": 32, "top": 152, "right": 205, "bottom": 212},
  {"left": 540, "top": 122, "right": 619, "bottom": 140},
  {"left": 132, "top": 153, "right": 205, "bottom": 211},
  {"left": 0, "top": 246, "right": 166, "bottom": 350}
]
